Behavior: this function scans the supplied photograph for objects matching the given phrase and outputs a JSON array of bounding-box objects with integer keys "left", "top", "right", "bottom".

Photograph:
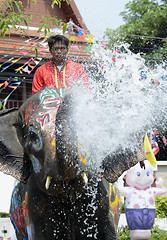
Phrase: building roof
[
  {"left": 0, "top": 0, "right": 93, "bottom": 62},
  {"left": 0, "top": 0, "right": 89, "bottom": 31},
  {"left": 0, "top": 0, "right": 95, "bottom": 108}
]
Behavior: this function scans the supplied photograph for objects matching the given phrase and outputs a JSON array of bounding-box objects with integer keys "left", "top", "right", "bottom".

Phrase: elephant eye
[
  {"left": 136, "top": 171, "right": 141, "bottom": 176},
  {"left": 146, "top": 171, "right": 150, "bottom": 176},
  {"left": 28, "top": 128, "right": 43, "bottom": 151},
  {"left": 29, "top": 131, "right": 38, "bottom": 142}
]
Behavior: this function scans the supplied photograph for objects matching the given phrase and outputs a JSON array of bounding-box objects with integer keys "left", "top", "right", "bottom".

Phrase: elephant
[{"left": 0, "top": 87, "right": 143, "bottom": 240}]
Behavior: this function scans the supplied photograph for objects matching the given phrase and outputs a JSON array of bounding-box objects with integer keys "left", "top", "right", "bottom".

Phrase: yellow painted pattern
[
  {"left": 54, "top": 65, "right": 67, "bottom": 88},
  {"left": 108, "top": 183, "right": 121, "bottom": 210},
  {"left": 77, "top": 139, "right": 87, "bottom": 164},
  {"left": 52, "top": 138, "right": 56, "bottom": 147},
  {"left": 63, "top": 65, "right": 67, "bottom": 88}
]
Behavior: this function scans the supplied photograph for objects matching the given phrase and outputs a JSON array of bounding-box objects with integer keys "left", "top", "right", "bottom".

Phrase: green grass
[{"left": 118, "top": 226, "right": 167, "bottom": 240}]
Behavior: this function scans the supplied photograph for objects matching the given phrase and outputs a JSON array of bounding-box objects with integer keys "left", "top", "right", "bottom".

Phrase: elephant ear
[{"left": 0, "top": 108, "right": 30, "bottom": 182}]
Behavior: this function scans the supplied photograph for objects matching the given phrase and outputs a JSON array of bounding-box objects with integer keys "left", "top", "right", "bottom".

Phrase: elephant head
[
  {"left": 0, "top": 88, "right": 91, "bottom": 195},
  {"left": 0, "top": 87, "right": 147, "bottom": 239},
  {"left": 0, "top": 87, "right": 144, "bottom": 190}
]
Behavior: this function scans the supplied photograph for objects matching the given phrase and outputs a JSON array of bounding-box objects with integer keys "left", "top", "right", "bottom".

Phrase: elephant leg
[
  {"left": 98, "top": 210, "right": 119, "bottom": 239},
  {"left": 97, "top": 180, "right": 119, "bottom": 240},
  {"left": 10, "top": 218, "right": 28, "bottom": 240},
  {"left": 9, "top": 183, "right": 28, "bottom": 240}
]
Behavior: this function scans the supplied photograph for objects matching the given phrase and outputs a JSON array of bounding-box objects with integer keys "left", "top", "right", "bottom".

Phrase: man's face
[{"left": 50, "top": 41, "right": 68, "bottom": 65}]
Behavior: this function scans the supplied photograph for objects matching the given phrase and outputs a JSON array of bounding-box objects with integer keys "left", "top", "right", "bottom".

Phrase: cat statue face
[{"left": 126, "top": 160, "right": 154, "bottom": 190}]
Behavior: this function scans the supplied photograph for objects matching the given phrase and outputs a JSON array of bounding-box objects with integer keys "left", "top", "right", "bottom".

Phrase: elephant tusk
[
  {"left": 45, "top": 176, "right": 52, "bottom": 190},
  {"left": 81, "top": 172, "right": 88, "bottom": 185}
]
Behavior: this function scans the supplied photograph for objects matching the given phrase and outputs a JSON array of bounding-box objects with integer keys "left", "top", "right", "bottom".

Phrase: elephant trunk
[
  {"left": 54, "top": 92, "right": 87, "bottom": 182},
  {"left": 42, "top": 126, "right": 84, "bottom": 183}
]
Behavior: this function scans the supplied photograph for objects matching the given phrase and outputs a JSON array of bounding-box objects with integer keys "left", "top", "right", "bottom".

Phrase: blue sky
[{"left": 75, "top": 0, "right": 130, "bottom": 39}]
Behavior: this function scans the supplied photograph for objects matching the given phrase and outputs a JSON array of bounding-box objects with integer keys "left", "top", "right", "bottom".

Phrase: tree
[
  {"left": 0, "top": 0, "right": 69, "bottom": 38},
  {"left": 0, "top": 212, "right": 9, "bottom": 218},
  {"left": 104, "top": 0, "right": 167, "bottom": 64}
]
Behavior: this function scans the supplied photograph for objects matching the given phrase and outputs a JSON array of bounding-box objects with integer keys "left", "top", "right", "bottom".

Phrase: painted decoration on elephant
[
  {"left": 24, "top": 102, "right": 37, "bottom": 125},
  {"left": 0, "top": 88, "right": 139, "bottom": 239},
  {"left": 29, "top": 154, "right": 42, "bottom": 173},
  {"left": 40, "top": 88, "right": 60, "bottom": 102},
  {"left": 108, "top": 182, "right": 122, "bottom": 227},
  {"left": 37, "top": 111, "right": 51, "bottom": 128},
  {"left": 51, "top": 129, "right": 56, "bottom": 146},
  {"left": 77, "top": 138, "right": 87, "bottom": 164},
  {"left": 36, "top": 89, "right": 62, "bottom": 130},
  {"left": 40, "top": 88, "right": 62, "bottom": 110},
  {"left": 10, "top": 186, "right": 28, "bottom": 235},
  {"left": 23, "top": 192, "right": 29, "bottom": 220}
]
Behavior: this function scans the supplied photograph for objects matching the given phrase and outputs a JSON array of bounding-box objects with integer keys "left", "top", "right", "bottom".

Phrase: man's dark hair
[{"left": 48, "top": 35, "right": 69, "bottom": 50}]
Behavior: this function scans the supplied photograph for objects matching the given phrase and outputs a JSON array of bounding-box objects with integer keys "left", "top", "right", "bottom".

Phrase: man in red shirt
[{"left": 32, "top": 35, "right": 89, "bottom": 95}]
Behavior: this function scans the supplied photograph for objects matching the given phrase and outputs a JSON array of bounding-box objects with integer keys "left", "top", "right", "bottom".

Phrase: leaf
[
  {"left": 35, "top": 48, "right": 38, "bottom": 58},
  {"left": 53, "top": 18, "right": 58, "bottom": 25},
  {"left": 59, "top": 21, "right": 63, "bottom": 28},
  {"left": 63, "top": 23, "right": 67, "bottom": 34},
  {"left": 0, "top": 101, "right": 5, "bottom": 110},
  {"left": 51, "top": 0, "right": 58, "bottom": 8},
  {"left": 9, "top": 0, "right": 15, "bottom": 11},
  {"left": 44, "top": 28, "right": 47, "bottom": 36},
  {"left": 37, "top": 25, "right": 44, "bottom": 33},
  {"left": 47, "top": 22, "right": 51, "bottom": 29},
  {"left": 2, "top": 28, "right": 7, "bottom": 39},
  {"left": 0, "top": 22, "right": 5, "bottom": 30},
  {"left": 14, "top": 1, "right": 22, "bottom": 12},
  {"left": 7, "top": 1, "right": 12, "bottom": 10},
  {"left": 23, "top": 19, "right": 28, "bottom": 27}
]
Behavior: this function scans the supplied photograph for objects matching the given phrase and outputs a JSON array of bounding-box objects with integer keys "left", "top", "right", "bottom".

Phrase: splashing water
[{"left": 73, "top": 43, "right": 167, "bottom": 171}]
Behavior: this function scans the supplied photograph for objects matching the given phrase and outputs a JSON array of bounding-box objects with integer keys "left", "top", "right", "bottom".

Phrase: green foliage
[
  {"left": 51, "top": 0, "right": 69, "bottom": 8},
  {"left": 120, "top": 202, "right": 125, "bottom": 214},
  {"left": 0, "top": 0, "right": 31, "bottom": 38},
  {"left": 151, "top": 226, "right": 167, "bottom": 239},
  {"left": 105, "top": 0, "right": 167, "bottom": 64},
  {"left": 118, "top": 226, "right": 167, "bottom": 239},
  {"left": 37, "top": 17, "right": 67, "bottom": 36},
  {"left": 0, "top": 212, "right": 9, "bottom": 218},
  {"left": 0, "top": 101, "right": 6, "bottom": 110},
  {"left": 118, "top": 226, "right": 131, "bottom": 240},
  {"left": 155, "top": 196, "right": 167, "bottom": 218},
  {"left": 0, "top": 0, "right": 69, "bottom": 38}
]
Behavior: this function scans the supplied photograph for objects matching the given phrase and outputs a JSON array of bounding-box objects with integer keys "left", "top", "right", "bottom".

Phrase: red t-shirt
[{"left": 32, "top": 59, "right": 89, "bottom": 94}]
